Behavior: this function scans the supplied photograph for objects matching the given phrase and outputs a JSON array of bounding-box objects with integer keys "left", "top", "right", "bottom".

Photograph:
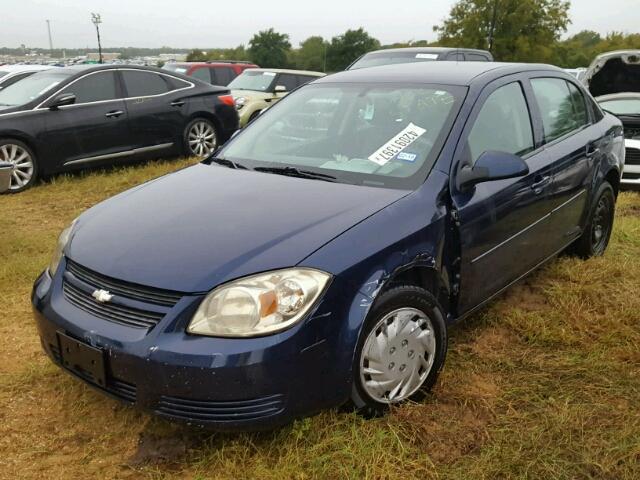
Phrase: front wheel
[
  {"left": 184, "top": 118, "right": 218, "bottom": 159},
  {"left": 0, "top": 139, "right": 38, "bottom": 193},
  {"left": 571, "top": 181, "right": 615, "bottom": 258},
  {"left": 350, "top": 285, "right": 448, "bottom": 417}
]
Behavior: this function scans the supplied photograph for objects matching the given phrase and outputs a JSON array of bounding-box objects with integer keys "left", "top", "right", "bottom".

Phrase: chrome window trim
[{"left": 34, "top": 69, "right": 195, "bottom": 110}]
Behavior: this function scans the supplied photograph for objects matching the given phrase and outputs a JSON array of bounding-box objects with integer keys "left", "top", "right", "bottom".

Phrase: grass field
[{"left": 1, "top": 159, "right": 639, "bottom": 480}]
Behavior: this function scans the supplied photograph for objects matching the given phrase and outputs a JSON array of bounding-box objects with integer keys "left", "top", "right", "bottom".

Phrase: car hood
[
  {"left": 586, "top": 50, "right": 640, "bottom": 97},
  {"left": 67, "top": 163, "right": 409, "bottom": 293},
  {"left": 231, "top": 89, "right": 274, "bottom": 101}
]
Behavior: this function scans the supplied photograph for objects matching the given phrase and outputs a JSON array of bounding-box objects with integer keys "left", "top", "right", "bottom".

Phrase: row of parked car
[{"left": 0, "top": 47, "right": 638, "bottom": 194}]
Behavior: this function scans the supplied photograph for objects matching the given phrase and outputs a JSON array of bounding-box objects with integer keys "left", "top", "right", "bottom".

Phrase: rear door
[
  {"left": 453, "top": 77, "right": 556, "bottom": 313},
  {"left": 211, "top": 66, "right": 235, "bottom": 86},
  {"left": 528, "top": 76, "right": 597, "bottom": 248},
  {"left": 121, "top": 69, "right": 192, "bottom": 151},
  {"left": 41, "top": 70, "right": 130, "bottom": 167}
]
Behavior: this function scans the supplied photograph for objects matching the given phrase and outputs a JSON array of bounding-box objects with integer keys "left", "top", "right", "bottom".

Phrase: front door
[
  {"left": 453, "top": 78, "right": 556, "bottom": 314},
  {"left": 41, "top": 70, "right": 130, "bottom": 169}
]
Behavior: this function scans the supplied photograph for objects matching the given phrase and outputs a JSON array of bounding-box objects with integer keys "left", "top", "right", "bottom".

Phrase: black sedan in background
[{"left": 0, "top": 65, "right": 239, "bottom": 192}]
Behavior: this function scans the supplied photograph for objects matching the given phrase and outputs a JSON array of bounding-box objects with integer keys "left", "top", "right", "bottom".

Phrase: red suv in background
[{"left": 162, "top": 61, "right": 258, "bottom": 86}]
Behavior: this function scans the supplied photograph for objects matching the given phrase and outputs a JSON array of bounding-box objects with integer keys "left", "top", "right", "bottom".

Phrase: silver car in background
[{"left": 585, "top": 50, "right": 640, "bottom": 187}]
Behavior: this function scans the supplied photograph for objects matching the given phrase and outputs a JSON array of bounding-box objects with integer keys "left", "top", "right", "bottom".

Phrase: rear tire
[
  {"left": 0, "top": 139, "right": 38, "bottom": 193},
  {"left": 572, "top": 181, "right": 615, "bottom": 258},
  {"left": 183, "top": 118, "right": 218, "bottom": 158},
  {"left": 349, "top": 285, "right": 448, "bottom": 417}
]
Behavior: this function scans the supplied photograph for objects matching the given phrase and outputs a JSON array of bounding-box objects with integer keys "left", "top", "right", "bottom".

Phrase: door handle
[
  {"left": 105, "top": 110, "right": 124, "bottom": 118},
  {"left": 586, "top": 144, "right": 600, "bottom": 158},
  {"left": 531, "top": 176, "right": 551, "bottom": 195},
  {"left": 170, "top": 100, "right": 185, "bottom": 107}
]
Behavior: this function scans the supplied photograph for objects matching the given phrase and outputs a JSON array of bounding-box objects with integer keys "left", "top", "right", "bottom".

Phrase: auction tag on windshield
[
  {"left": 368, "top": 123, "right": 427, "bottom": 166},
  {"left": 416, "top": 53, "right": 439, "bottom": 59},
  {"left": 263, "top": 72, "right": 277, "bottom": 76}
]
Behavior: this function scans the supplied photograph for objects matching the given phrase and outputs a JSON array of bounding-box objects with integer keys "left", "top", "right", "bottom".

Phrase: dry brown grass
[{"left": 1, "top": 160, "right": 639, "bottom": 479}]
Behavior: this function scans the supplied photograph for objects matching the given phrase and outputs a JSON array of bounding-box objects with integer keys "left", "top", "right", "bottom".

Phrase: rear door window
[
  {"left": 0, "top": 72, "right": 34, "bottom": 89},
  {"left": 467, "top": 53, "right": 489, "bottom": 62},
  {"left": 212, "top": 67, "right": 235, "bottom": 86},
  {"left": 191, "top": 67, "right": 211, "bottom": 83},
  {"left": 277, "top": 74, "right": 299, "bottom": 92},
  {"left": 122, "top": 71, "right": 170, "bottom": 97},
  {"left": 467, "top": 82, "right": 534, "bottom": 162},
  {"left": 531, "top": 78, "right": 589, "bottom": 142},
  {"left": 59, "top": 71, "right": 119, "bottom": 103}
]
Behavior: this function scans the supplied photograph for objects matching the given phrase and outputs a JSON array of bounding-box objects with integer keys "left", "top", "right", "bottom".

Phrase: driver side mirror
[
  {"left": 49, "top": 93, "right": 76, "bottom": 110},
  {"left": 457, "top": 150, "right": 529, "bottom": 191},
  {"left": 274, "top": 85, "right": 287, "bottom": 93}
]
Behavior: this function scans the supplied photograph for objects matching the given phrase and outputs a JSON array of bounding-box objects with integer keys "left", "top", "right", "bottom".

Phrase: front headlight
[
  {"left": 188, "top": 268, "right": 331, "bottom": 337},
  {"left": 234, "top": 96, "right": 247, "bottom": 109},
  {"left": 48, "top": 218, "right": 77, "bottom": 276}
]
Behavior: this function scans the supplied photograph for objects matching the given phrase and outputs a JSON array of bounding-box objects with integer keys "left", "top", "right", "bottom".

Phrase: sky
[{"left": 0, "top": 0, "right": 638, "bottom": 50}]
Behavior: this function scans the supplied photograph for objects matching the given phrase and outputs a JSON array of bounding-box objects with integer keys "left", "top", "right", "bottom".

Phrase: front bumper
[
  {"left": 621, "top": 138, "right": 640, "bottom": 186},
  {"left": 32, "top": 263, "right": 358, "bottom": 431}
]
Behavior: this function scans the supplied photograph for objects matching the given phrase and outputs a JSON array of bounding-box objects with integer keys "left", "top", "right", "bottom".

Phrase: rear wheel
[
  {"left": 350, "top": 285, "right": 447, "bottom": 417},
  {"left": 0, "top": 139, "right": 37, "bottom": 193},
  {"left": 572, "top": 181, "right": 615, "bottom": 258},
  {"left": 184, "top": 118, "right": 218, "bottom": 158}
]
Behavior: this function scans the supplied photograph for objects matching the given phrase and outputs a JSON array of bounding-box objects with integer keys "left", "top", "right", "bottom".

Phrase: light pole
[
  {"left": 487, "top": 0, "right": 499, "bottom": 53},
  {"left": 91, "top": 13, "right": 103, "bottom": 64}
]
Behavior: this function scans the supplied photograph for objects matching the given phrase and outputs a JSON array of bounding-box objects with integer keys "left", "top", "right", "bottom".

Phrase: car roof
[
  {"left": 0, "top": 64, "right": 53, "bottom": 73},
  {"left": 53, "top": 64, "right": 172, "bottom": 75},
  {"left": 244, "top": 68, "right": 325, "bottom": 77},
  {"left": 317, "top": 61, "right": 562, "bottom": 87},
  {"left": 364, "top": 47, "right": 491, "bottom": 55},
  {"left": 170, "top": 61, "right": 256, "bottom": 67}
]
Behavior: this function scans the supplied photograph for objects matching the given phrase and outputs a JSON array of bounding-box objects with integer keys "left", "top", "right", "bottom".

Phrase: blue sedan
[{"left": 32, "top": 62, "right": 625, "bottom": 429}]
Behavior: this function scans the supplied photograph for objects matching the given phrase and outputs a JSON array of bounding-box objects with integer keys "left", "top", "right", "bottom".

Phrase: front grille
[
  {"left": 623, "top": 172, "right": 640, "bottom": 180},
  {"left": 63, "top": 279, "right": 164, "bottom": 329},
  {"left": 624, "top": 127, "right": 640, "bottom": 140},
  {"left": 156, "top": 393, "right": 285, "bottom": 422},
  {"left": 66, "top": 259, "right": 182, "bottom": 307},
  {"left": 625, "top": 147, "right": 640, "bottom": 166}
]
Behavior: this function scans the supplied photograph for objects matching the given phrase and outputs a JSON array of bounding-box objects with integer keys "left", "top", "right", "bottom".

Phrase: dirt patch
[
  {"left": 498, "top": 279, "right": 550, "bottom": 314},
  {"left": 617, "top": 204, "right": 640, "bottom": 217},
  {"left": 127, "top": 428, "right": 194, "bottom": 467},
  {"left": 390, "top": 373, "right": 499, "bottom": 464}
]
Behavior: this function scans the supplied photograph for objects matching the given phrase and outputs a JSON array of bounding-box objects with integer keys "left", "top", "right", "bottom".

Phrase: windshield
[
  {"left": 162, "top": 64, "right": 189, "bottom": 74},
  {"left": 220, "top": 83, "right": 465, "bottom": 189},
  {"left": 0, "top": 71, "right": 71, "bottom": 107},
  {"left": 599, "top": 98, "right": 640, "bottom": 115},
  {"left": 228, "top": 70, "right": 276, "bottom": 91},
  {"left": 350, "top": 52, "right": 440, "bottom": 70}
]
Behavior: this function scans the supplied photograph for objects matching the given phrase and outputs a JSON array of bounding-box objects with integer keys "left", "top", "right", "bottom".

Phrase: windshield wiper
[
  {"left": 253, "top": 166, "right": 337, "bottom": 182},
  {"left": 210, "top": 156, "right": 247, "bottom": 169}
]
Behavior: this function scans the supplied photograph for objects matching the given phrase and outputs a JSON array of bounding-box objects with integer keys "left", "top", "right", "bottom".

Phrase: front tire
[
  {"left": 184, "top": 118, "right": 218, "bottom": 159},
  {"left": 0, "top": 139, "right": 38, "bottom": 193},
  {"left": 572, "top": 181, "right": 615, "bottom": 258},
  {"left": 350, "top": 285, "right": 448, "bottom": 417}
]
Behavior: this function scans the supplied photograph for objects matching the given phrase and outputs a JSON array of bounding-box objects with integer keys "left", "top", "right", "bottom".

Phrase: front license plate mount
[{"left": 57, "top": 332, "right": 106, "bottom": 387}]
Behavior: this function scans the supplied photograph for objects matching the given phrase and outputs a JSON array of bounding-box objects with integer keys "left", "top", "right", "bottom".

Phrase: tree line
[{"left": 187, "top": 0, "right": 639, "bottom": 71}]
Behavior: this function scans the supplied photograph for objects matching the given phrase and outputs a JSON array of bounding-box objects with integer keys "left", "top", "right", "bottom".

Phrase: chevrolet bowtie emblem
[{"left": 92, "top": 289, "right": 113, "bottom": 303}]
